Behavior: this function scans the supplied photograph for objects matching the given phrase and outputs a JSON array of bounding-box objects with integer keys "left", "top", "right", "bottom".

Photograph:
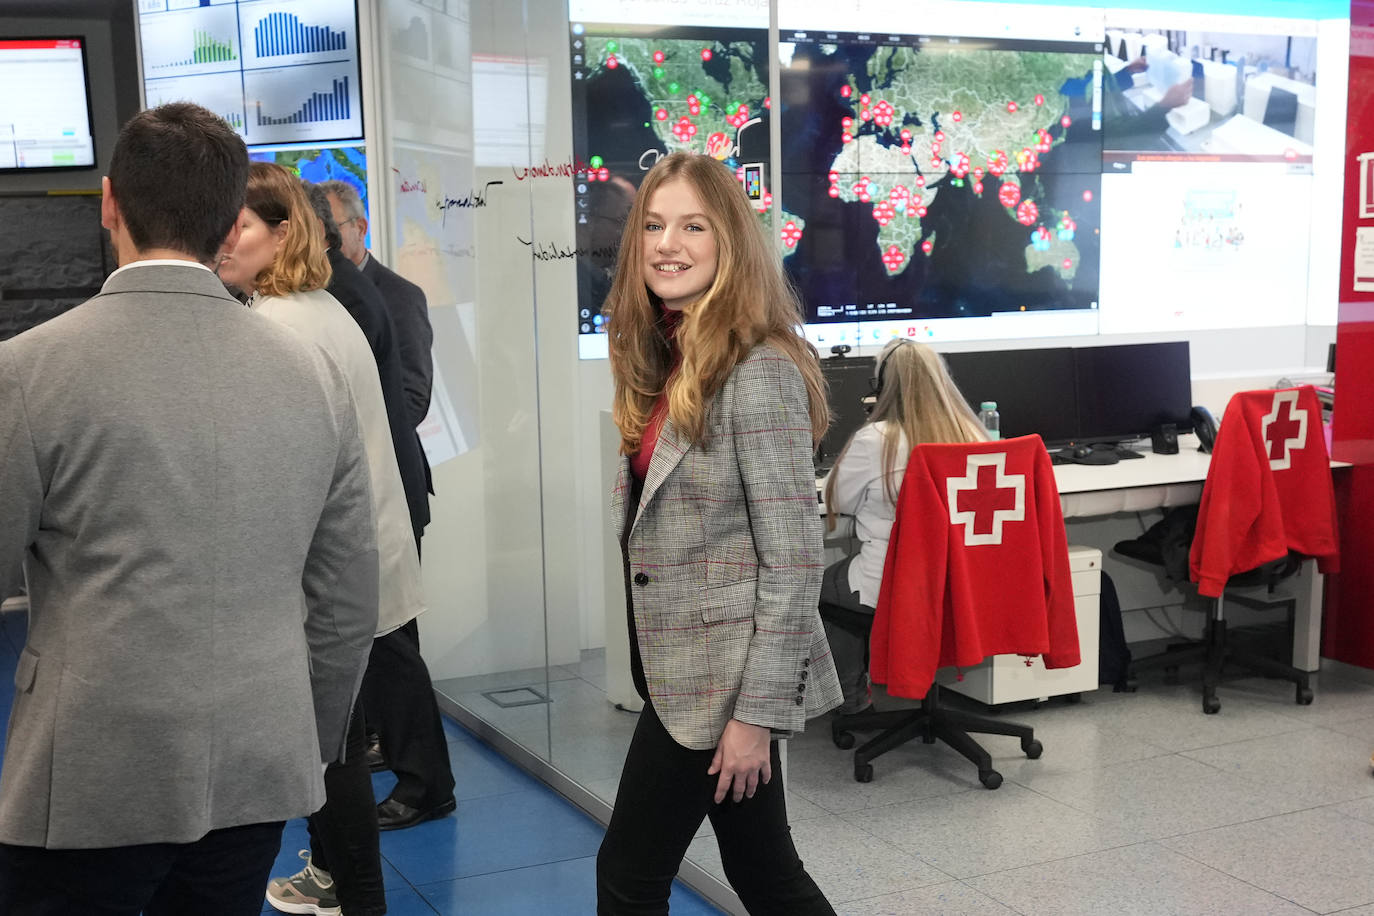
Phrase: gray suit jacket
[
  {"left": 612, "top": 345, "right": 843, "bottom": 750},
  {"left": 0, "top": 264, "right": 379, "bottom": 849}
]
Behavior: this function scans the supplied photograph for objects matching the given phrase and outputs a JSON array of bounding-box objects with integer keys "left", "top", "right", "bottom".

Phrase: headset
[{"left": 872, "top": 338, "right": 916, "bottom": 398}]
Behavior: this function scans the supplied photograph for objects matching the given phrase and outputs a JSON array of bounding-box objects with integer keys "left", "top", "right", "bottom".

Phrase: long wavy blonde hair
[
  {"left": 245, "top": 161, "right": 331, "bottom": 297},
  {"left": 606, "top": 152, "right": 827, "bottom": 454},
  {"left": 825, "top": 339, "right": 987, "bottom": 526}
]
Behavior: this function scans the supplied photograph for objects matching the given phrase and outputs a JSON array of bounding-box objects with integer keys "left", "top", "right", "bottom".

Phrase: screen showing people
[
  {"left": 0, "top": 38, "right": 96, "bottom": 171},
  {"left": 571, "top": 0, "right": 1345, "bottom": 359},
  {"left": 137, "top": 0, "right": 364, "bottom": 146}
]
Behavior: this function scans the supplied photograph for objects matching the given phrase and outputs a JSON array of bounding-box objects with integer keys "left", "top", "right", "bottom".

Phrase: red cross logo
[
  {"left": 947, "top": 453, "right": 1026, "bottom": 546},
  {"left": 1260, "top": 390, "right": 1307, "bottom": 471}
]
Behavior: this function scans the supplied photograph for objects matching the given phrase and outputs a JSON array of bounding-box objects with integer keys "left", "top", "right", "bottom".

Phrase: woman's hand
[{"left": 707, "top": 719, "right": 772, "bottom": 803}]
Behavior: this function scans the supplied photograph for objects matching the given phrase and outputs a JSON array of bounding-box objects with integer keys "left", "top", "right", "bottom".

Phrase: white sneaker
[{"left": 265, "top": 850, "right": 342, "bottom": 916}]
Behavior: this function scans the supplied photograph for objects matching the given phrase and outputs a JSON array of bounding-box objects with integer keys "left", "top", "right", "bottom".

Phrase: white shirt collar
[{"left": 108, "top": 259, "right": 214, "bottom": 282}]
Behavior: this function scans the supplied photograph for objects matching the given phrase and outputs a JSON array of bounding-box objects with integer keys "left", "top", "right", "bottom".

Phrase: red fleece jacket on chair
[
  {"left": 871, "top": 436, "right": 1080, "bottom": 699},
  {"left": 1189, "top": 386, "right": 1339, "bottom": 598}
]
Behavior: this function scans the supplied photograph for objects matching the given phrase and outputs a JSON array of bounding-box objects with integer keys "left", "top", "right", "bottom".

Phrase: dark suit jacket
[
  {"left": 327, "top": 248, "right": 430, "bottom": 538},
  {"left": 361, "top": 253, "right": 433, "bottom": 429}
]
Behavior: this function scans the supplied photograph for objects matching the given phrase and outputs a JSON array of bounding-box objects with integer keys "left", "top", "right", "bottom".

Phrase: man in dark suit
[
  {"left": 303, "top": 183, "right": 430, "bottom": 547},
  {"left": 320, "top": 181, "right": 434, "bottom": 436},
  {"left": 306, "top": 184, "right": 456, "bottom": 832},
  {"left": 0, "top": 103, "right": 378, "bottom": 913}
]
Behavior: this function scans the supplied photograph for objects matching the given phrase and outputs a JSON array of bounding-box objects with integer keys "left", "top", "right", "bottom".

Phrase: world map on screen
[{"left": 781, "top": 39, "right": 1103, "bottom": 324}]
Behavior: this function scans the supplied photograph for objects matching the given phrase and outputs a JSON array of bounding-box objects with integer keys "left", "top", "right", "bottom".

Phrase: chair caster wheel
[
  {"left": 1022, "top": 738, "right": 1043, "bottom": 759},
  {"left": 854, "top": 763, "right": 873, "bottom": 783},
  {"left": 1203, "top": 696, "right": 1221, "bottom": 715},
  {"left": 1296, "top": 687, "right": 1314, "bottom": 706},
  {"left": 832, "top": 730, "right": 855, "bottom": 750},
  {"left": 979, "top": 769, "right": 1003, "bottom": 789}
]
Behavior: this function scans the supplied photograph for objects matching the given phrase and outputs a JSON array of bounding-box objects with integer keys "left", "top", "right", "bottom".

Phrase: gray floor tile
[
  {"left": 966, "top": 841, "right": 1312, "bottom": 916},
  {"left": 1181, "top": 725, "right": 1374, "bottom": 807},
  {"left": 1161, "top": 807, "right": 1374, "bottom": 914},
  {"left": 688, "top": 814, "right": 953, "bottom": 905},
  {"left": 844, "top": 783, "right": 1140, "bottom": 878},
  {"left": 782, "top": 739, "right": 985, "bottom": 814},
  {"left": 835, "top": 881, "right": 1017, "bottom": 915},
  {"left": 1330, "top": 796, "right": 1374, "bottom": 828},
  {"left": 1321, "top": 713, "right": 1374, "bottom": 743},
  {"left": 1027, "top": 751, "right": 1309, "bottom": 840},
  {"left": 784, "top": 789, "right": 830, "bottom": 823},
  {"left": 1058, "top": 681, "right": 1313, "bottom": 752},
  {"left": 433, "top": 664, "right": 577, "bottom": 696}
]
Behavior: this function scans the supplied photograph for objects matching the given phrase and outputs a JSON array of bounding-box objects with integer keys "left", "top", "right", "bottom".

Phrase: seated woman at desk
[{"left": 820, "top": 338, "right": 987, "bottom": 714}]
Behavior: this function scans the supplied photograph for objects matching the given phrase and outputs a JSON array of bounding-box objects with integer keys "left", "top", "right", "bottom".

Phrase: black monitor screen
[
  {"left": 1073, "top": 341, "right": 1193, "bottom": 443},
  {"left": 943, "top": 348, "right": 1079, "bottom": 446},
  {"left": 817, "top": 357, "right": 876, "bottom": 471}
]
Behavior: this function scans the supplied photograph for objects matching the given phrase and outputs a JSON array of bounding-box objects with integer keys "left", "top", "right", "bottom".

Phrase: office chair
[
  {"left": 1116, "top": 387, "right": 1337, "bottom": 714},
  {"left": 828, "top": 436, "right": 1080, "bottom": 788}
]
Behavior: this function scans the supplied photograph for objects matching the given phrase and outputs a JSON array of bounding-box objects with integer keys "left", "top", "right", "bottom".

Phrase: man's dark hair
[
  {"left": 107, "top": 103, "right": 248, "bottom": 262},
  {"left": 302, "top": 181, "right": 342, "bottom": 250}
]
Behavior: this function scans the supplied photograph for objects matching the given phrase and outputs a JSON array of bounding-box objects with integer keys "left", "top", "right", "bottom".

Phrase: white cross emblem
[
  {"left": 1260, "top": 390, "right": 1308, "bottom": 471},
  {"left": 946, "top": 453, "right": 1026, "bottom": 546}
]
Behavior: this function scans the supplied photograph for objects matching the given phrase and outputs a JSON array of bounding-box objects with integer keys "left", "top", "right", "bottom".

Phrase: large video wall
[{"left": 571, "top": 0, "right": 1347, "bottom": 359}]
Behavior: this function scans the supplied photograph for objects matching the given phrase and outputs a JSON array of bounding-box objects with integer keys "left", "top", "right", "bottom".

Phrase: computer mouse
[{"left": 1072, "top": 444, "right": 1093, "bottom": 460}]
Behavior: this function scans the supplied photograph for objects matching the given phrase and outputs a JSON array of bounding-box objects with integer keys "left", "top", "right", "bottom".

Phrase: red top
[
  {"left": 629, "top": 309, "right": 683, "bottom": 482},
  {"left": 870, "top": 436, "right": 1080, "bottom": 698},
  {"left": 1189, "top": 386, "right": 1339, "bottom": 597}
]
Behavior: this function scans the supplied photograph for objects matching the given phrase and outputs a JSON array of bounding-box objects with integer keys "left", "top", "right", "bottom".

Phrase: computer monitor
[
  {"left": 943, "top": 348, "right": 1079, "bottom": 446},
  {"left": 1263, "top": 86, "right": 1300, "bottom": 138},
  {"left": 1073, "top": 341, "right": 1194, "bottom": 444},
  {"left": 817, "top": 356, "right": 875, "bottom": 472},
  {"left": 0, "top": 38, "right": 96, "bottom": 171}
]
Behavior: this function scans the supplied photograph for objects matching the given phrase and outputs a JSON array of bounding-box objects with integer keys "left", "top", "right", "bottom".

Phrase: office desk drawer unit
[{"left": 936, "top": 546, "right": 1101, "bottom": 705}]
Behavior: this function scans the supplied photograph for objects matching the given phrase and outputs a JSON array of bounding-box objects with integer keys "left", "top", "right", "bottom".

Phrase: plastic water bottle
[{"left": 978, "top": 401, "right": 1001, "bottom": 440}]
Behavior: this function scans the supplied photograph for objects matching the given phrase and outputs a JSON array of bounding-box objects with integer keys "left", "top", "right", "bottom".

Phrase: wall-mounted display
[
  {"left": 0, "top": 38, "right": 97, "bottom": 171},
  {"left": 137, "top": 0, "right": 363, "bottom": 146}
]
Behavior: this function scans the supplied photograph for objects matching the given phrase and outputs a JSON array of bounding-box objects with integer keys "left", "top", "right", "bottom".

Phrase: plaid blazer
[{"left": 612, "top": 345, "right": 843, "bottom": 750}]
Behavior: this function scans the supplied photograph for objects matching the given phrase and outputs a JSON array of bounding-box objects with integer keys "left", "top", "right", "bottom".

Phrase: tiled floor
[
  {"left": 442, "top": 647, "right": 1374, "bottom": 916},
  {"left": 0, "top": 609, "right": 721, "bottom": 915}
]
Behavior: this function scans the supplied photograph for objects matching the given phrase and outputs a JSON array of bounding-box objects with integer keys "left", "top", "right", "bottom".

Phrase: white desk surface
[{"left": 1053, "top": 437, "right": 1211, "bottom": 496}]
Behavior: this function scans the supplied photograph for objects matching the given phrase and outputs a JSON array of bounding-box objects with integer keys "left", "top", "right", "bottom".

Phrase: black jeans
[
  {"left": 595, "top": 703, "right": 834, "bottom": 916},
  {"left": 308, "top": 699, "right": 385, "bottom": 915},
  {"left": 0, "top": 820, "right": 284, "bottom": 915},
  {"left": 360, "top": 619, "right": 455, "bottom": 809}
]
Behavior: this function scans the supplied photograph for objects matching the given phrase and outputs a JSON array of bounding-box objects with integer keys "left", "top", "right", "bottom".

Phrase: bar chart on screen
[
  {"left": 138, "top": 0, "right": 363, "bottom": 145},
  {"left": 245, "top": 62, "right": 361, "bottom": 144},
  {"left": 238, "top": 1, "right": 356, "bottom": 70}
]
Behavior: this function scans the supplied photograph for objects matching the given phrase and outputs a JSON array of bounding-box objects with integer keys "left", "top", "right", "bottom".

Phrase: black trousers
[
  {"left": 595, "top": 703, "right": 834, "bottom": 916},
  {"left": 0, "top": 820, "right": 284, "bottom": 916},
  {"left": 308, "top": 699, "right": 385, "bottom": 915},
  {"left": 360, "top": 618, "right": 455, "bottom": 808}
]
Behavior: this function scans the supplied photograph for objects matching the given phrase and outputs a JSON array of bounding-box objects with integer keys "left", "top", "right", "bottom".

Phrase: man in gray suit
[{"left": 0, "top": 103, "right": 379, "bottom": 914}]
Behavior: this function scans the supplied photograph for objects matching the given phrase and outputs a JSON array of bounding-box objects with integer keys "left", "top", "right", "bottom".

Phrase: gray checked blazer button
[
  {"left": 800, "top": 670, "right": 808, "bottom": 680},
  {"left": 803, "top": 658, "right": 810, "bottom": 667},
  {"left": 633, "top": 572, "right": 649, "bottom": 586},
  {"left": 798, "top": 682, "right": 806, "bottom": 692},
  {"left": 794, "top": 696, "right": 804, "bottom": 705}
]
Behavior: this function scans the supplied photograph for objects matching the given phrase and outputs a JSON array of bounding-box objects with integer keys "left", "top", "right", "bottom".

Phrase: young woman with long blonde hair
[
  {"left": 820, "top": 338, "right": 987, "bottom": 714},
  {"left": 598, "top": 151, "right": 842, "bottom": 914}
]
